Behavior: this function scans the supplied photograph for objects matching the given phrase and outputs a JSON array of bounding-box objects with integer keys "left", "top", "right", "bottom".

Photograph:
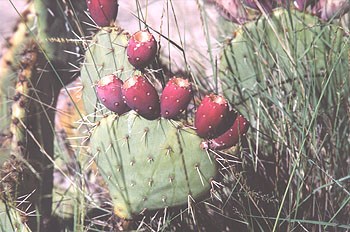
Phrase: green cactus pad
[
  {"left": 81, "top": 27, "right": 134, "bottom": 117},
  {"left": 220, "top": 9, "right": 349, "bottom": 123},
  {"left": 90, "top": 113, "right": 217, "bottom": 219}
]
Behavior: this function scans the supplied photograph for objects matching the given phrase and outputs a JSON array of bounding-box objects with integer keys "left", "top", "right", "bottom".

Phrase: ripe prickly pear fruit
[
  {"left": 126, "top": 30, "right": 157, "bottom": 69},
  {"left": 160, "top": 77, "right": 193, "bottom": 119},
  {"left": 195, "top": 94, "right": 232, "bottom": 138},
  {"left": 312, "top": 0, "right": 350, "bottom": 20},
  {"left": 96, "top": 74, "right": 130, "bottom": 115},
  {"left": 244, "top": 0, "right": 273, "bottom": 12},
  {"left": 203, "top": 114, "right": 249, "bottom": 150},
  {"left": 86, "top": 0, "right": 119, "bottom": 27},
  {"left": 122, "top": 75, "right": 160, "bottom": 120}
]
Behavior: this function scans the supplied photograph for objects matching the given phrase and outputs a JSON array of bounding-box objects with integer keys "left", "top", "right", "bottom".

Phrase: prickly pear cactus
[
  {"left": 0, "top": 4, "right": 35, "bottom": 133},
  {"left": 220, "top": 9, "right": 349, "bottom": 124},
  {"left": 90, "top": 113, "right": 217, "bottom": 219},
  {"left": 81, "top": 27, "right": 134, "bottom": 117}
]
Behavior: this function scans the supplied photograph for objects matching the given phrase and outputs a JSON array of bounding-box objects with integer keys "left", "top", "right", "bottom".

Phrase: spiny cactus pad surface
[
  {"left": 81, "top": 27, "right": 134, "bottom": 117},
  {"left": 90, "top": 113, "right": 217, "bottom": 219},
  {"left": 220, "top": 9, "right": 349, "bottom": 123}
]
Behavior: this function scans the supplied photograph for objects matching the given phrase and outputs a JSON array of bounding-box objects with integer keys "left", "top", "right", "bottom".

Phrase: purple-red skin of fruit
[
  {"left": 86, "top": 0, "right": 118, "bottom": 27},
  {"left": 244, "top": 0, "right": 273, "bottom": 12},
  {"left": 195, "top": 94, "right": 232, "bottom": 139},
  {"left": 127, "top": 30, "right": 157, "bottom": 69},
  {"left": 160, "top": 77, "right": 193, "bottom": 119},
  {"left": 96, "top": 74, "right": 130, "bottom": 115},
  {"left": 122, "top": 75, "right": 160, "bottom": 120},
  {"left": 312, "top": 0, "right": 350, "bottom": 21},
  {"left": 203, "top": 114, "right": 249, "bottom": 150}
]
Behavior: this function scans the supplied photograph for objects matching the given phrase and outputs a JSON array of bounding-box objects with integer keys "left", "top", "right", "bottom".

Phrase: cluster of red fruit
[
  {"left": 96, "top": 74, "right": 192, "bottom": 121},
  {"left": 96, "top": 28, "right": 249, "bottom": 151},
  {"left": 86, "top": 0, "right": 249, "bottom": 150}
]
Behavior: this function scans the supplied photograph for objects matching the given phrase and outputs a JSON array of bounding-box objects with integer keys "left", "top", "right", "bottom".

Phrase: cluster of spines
[{"left": 91, "top": 114, "right": 218, "bottom": 219}]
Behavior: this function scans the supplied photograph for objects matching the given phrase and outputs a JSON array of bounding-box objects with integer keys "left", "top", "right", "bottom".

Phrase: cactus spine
[{"left": 90, "top": 113, "right": 217, "bottom": 219}]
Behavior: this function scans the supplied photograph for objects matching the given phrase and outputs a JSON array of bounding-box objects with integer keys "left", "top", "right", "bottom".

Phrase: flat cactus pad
[
  {"left": 220, "top": 9, "right": 349, "bottom": 118},
  {"left": 81, "top": 27, "right": 134, "bottom": 117},
  {"left": 90, "top": 113, "right": 217, "bottom": 219}
]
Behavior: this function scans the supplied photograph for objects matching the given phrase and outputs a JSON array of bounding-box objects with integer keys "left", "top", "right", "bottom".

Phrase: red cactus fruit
[
  {"left": 312, "top": 0, "right": 350, "bottom": 20},
  {"left": 122, "top": 75, "right": 160, "bottom": 120},
  {"left": 126, "top": 30, "right": 157, "bottom": 69},
  {"left": 86, "top": 0, "right": 119, "bottom": 27},
  {"left": 210, "top": 0, "right": 249, "bottom": 24},
  {"left": 244, "top": 0, "right": 273, "bottom": 12},
  {"left": 160, "top": 77, "right": 193, "bottom": 119},
  {"left": 195, "top": 94, "right": 232, "bottom": 138},
  {"left": 204, "top": 114, "right": 249, "bottom": 150},
  {"left": 96, "top": 74, "right": 130, "bottom": 115}
]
